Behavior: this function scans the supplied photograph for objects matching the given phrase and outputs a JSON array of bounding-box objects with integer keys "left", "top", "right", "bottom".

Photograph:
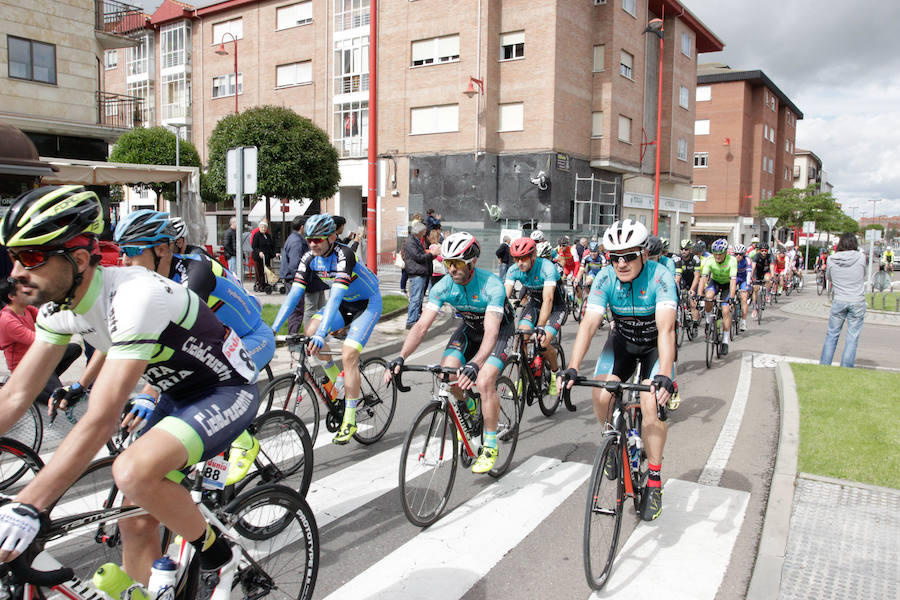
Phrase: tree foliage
[
  {"left": 206, "top": 106, "right": 340, "bottom": 211},
  {"left": 756, "top": 185, "right": 857, "bottom": 234},
  {"left": 864, "top": 223, "right": 885, "bottom": 232},
  {"left": 109, "top": 126, "right": 201, "bottom": 201}
]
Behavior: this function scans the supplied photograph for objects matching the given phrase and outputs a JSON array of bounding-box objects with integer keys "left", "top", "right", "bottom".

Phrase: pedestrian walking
[
  {"left": 280, "top": 215, "right": 308, "bottom": 335},
  {"left": 404, "top": 221, "right": 434, "bottom": 329},
  {"left": 496, "top": 235, "right": 511, "bottom": 280},
  {"left": 820, "top": 233, "right": 867, "bottom": 368},
  {"left": 251, "top": 220, "right": 276, "bottom": 291}
]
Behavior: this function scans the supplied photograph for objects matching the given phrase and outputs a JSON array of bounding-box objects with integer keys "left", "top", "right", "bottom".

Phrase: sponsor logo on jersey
[{"left": 182, "top": 336, "right": 232, "bottom": 381}]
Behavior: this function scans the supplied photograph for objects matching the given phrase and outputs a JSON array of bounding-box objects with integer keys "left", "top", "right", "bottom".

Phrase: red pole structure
[
  {"left": 366, "top": 0, "right": 378, "bottom": 273},
  {"left": 652, "top": 8, "right": 664, "bottom": 236},
  {"left": 233, "top": 37, "right": 238, "bottom": 115}
]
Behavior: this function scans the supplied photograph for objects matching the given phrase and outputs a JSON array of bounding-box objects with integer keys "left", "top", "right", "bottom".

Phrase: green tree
[
  {"left": 206, "top": 106, "right": 339, "bottom": 216},
  {"left": 864, "top": 223, "right": 885, "bottom": 231},
  {"left": 756, "top": 185, "right": 848, "bottom": 233},
  {"left": 109, "top": 126, "right": 201, "bottom": 201}
]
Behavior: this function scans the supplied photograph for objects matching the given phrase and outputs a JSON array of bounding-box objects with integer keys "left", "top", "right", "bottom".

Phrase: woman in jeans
[{"left": 820, "top": 233, "right": 867, "bottom": 367}]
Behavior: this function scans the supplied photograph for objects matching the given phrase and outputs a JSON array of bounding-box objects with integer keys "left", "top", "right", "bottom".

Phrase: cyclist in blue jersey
[
  {"left": 505, "top": 237, "right": 567, "bottom": 397},
  {"left": 271, "top": 214, "right": 382, "bottom": 445},
  {"left": 733, "top": 244, "right": 752, "bottom": 332},
  {"left": 578, "top": 241, "right": 606, "bottom": 298},
  {"left": 387, "top": 232, "right": 515, "bottom": 473},
  {"left": 563, "top": 219, "right": 676, "bottom": 521}
]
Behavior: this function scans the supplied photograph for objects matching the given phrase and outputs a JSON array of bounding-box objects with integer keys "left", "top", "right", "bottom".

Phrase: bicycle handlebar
[
  {"left": 284, "top": 335, "right": 343, "bottom": 357},
  {"left": 391, "top": 364, "right": 459, "bottom": 393},
  {"left": 0, "top": 496, "right": 73, "bottom": 587},
  {"left": 566, "top": 376, "right": 667, "bottom": 421}
]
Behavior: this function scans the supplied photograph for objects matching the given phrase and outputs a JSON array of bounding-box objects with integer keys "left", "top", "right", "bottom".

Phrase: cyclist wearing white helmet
[
  {"left": 563, "top": 219, "right": 677, "bottom": 521},
  {"left": 387, "top": 232, "right": 516, "bottom": 474},
  {"left": 698, "top": 238, "right": 738, "bottom": 355},
  {"left": 733, "top": 244, "right": 752, "bottom": 331},
  {"left": 529, "top": 229, "right": 545, "bottom": 242},
  {"left": 168, "top": 216, "right": 211, "bottom": 257}
]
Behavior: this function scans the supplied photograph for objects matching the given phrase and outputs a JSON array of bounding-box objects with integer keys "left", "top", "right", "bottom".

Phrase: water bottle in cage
[{"left": 626, "top": 428, "right": 642, "bottom": 470}]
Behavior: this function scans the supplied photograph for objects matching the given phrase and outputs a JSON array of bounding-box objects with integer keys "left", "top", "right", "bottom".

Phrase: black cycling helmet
[
  {"left": 757, "top": 241, "right": 769, "bottom": 250},
  {"left": 645, "top": 235, "right": 664, "bottom": 257}
]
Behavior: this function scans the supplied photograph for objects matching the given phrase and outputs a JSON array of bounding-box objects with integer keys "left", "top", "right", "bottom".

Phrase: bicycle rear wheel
[
  {"left": 583, "top": 435, "right": 624, "bottom": 591},
  {"left": 223, "top": 484, "right": 319, "bottom": 600},
  {"left": 247, "top": 411, "right": 314, "bottom": 498},
  {"left": 353, "top": 357, "right": 397, "bottom": 445},
  {"left": 399, "top": 402, "right": 458, "bottom": 527},
  {"left": 259, "top": 374, "right": 321, "bottom": 446},
  {"left": 816, "top": 273, "right": 825, "bottom": 296},
  {"left": 489, "top": 376, "right": 520, "bottom": 478},
  {"left": 0, "top": 437, "right": 42, "bottom": 493},
  {"left": 5, "top": 402, "right": 42, "bottom": 456}
]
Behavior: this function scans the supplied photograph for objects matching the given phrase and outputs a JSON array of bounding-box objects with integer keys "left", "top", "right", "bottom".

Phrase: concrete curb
[{"left": 746, "top": 360, "right": 799, "bottom": 600}]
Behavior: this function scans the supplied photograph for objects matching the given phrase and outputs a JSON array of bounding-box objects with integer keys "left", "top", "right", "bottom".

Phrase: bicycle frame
[{"left": 283, "top": 336, "right": 346, "bottom": 420}]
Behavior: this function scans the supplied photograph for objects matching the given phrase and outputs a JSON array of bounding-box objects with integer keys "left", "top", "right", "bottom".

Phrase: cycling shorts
[
  {"left": 518, "top": 297, "right": 567, "bottom": 338},
  {"left": 145, "top": 383, "right": 260, "bottom": 479},
  {"left": 243, "top": 321, "right": 276, "bottom": 371},
  {"left": 443, "top": 320, "right": 515, "bottom": 371},
  {"left": 593, "top": 333, "right": 674, "bottom": 381},
  {"left": 680, "top": 270, "right": 695, "bottom": 289},
  {"left": 738, "top": 280, "right": 750, "bottom": 292},
  {"left": 311, "top": 296, "right": 382, "bottom": 352},
  {"left": 705, "top": 280, "right": 733, "bottom": 304}
]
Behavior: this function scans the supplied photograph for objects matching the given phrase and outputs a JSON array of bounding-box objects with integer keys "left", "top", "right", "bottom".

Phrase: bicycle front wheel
[
  {"left": 399, "top": 402, "right": 458, "bottom": 527},
  {"left": 5, "top": 402, "right": 42, "bottom": 456},
  {"left": 538, "top": 342, "right": 565, "bottom": 416},
  {"left": 353, "top": 357, "right": 397, "bottom": 445},
  {"left": 260, "top": 374, "right": 321, "bottom": 446},
  {"left": 705, "top": 325, "right": 715, "bottom": 369},
  {"left": 490, "top": 376, "right": 521, "bottom": 478},
  {"left": 583, "top": 435, "right": 624, "bottom": 591},
  {"left": 0, "top": 437, "right": 42, "bottom": 493},
  {"left": 223, "top": 484, "right": 319, "bottom": 600},
  {"left": 816, "top": 273, "right": 825, "bottom": 296},
  {"left": 248, "top": 410, "right": 314, "bottom": 498}
]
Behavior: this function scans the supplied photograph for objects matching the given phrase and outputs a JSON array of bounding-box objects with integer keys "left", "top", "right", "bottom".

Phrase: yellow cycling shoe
[
  {"left": 472, "top": 446, "right": 498, "bottom": 474},
  {"left": 332, "top": 422, "right": 358, "bottom": 445},
  {"left": 225, "top": 432, "right": 260, "bottom": 485}
]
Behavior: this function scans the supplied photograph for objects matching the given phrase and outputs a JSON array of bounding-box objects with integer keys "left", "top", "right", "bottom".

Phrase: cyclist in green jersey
[{"left": 698, "top": 238, "right": 738, "bottom": 355}]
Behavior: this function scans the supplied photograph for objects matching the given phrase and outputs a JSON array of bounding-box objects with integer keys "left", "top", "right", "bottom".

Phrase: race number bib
[
  {"left": 202, "top": 452, "right": 229, "bottom": 490},
  {"left": 222, "top": 328, "right": 258, "bottom": 383}
]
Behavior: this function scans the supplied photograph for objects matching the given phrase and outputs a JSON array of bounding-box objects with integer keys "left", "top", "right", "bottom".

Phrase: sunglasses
[
  {"left": 443, "top": 259, "right": 472, "bottom": 270},
  {"left": 8, "top": 248, "right": 69, "bottom": 270},
  {"left": 608, "top": 251, "right": 642, "bottom": 264},
  {"left": 306, "top": 236, "right": 328, "bottom": 244},
  {"left": 119, "top": 246, "right": 153, "bottom": 257}
]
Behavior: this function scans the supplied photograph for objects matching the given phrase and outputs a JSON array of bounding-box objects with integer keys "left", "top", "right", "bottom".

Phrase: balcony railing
[
  {"left": 97, "top": 91, "right": 144, "bottom": 129},
  {"left": 95, "top": 0, "right": 145, "bottom": 37}
]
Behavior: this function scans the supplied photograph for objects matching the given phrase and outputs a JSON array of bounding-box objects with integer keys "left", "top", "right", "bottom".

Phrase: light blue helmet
[
  {"left": 304, "top": 214, "right": 336, "bottom": 237},
  {"left": 114, "top": 210, "right": 173, "bottom": 246},
  {"left": 588, "top": 241, "right": 601, "bottom": 252}
]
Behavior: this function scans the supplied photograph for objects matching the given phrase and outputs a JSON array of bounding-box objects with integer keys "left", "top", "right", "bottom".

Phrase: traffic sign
[
  {"left": 280, "top": 206, "right": 290, "bottom": 213},
  {"left": 865, "top": 229, "right": 882, "bottom": 242},
  {"left": 802, "top": 221, "right": 816, "bottom": 234},
  {"left": 280, "top": 197, "right": 290, "bottom": 206},
  {"left": 226, "top": 146, "right": 258, "bottom": 195},
  {"left": 764, "top": 217, "right": 778, "bottom": 229}
]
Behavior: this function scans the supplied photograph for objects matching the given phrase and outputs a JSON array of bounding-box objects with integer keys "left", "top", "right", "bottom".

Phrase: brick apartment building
[
  {"left": 691, "top": 63, "right": 803, "bottom": 246},
  {"left": 102, "top": 0, "right": 722, "bottom": 254}
]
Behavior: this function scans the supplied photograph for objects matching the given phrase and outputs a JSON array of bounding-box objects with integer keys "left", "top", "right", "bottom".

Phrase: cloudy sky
[{"left": 688, "top": 0, "right": 900, "bottom": 218}]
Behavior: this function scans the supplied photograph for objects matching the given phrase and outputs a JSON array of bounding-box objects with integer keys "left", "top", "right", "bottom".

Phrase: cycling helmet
[
  {"left": 785, "top": 240, "right": 794, "bottom": 248},
  {"left": 645, "top": 235, "right": 664, "bottom": 257},
  {"left": 711, "top": 238, "right": 729, "bottom": 254},
  {"left": 1, "top": 185, "right": 104, "bottom": 248},
  {"left": 734, "top": 244, "right": 747, "bottom": 255},
  {"left": 529, "top": 230, "right": 546, "bottom": 242},
  {"left": 680, "top": 239, "right": 694, "bottom": 250},
  {"left": 757, "top": 242, "right": 769, "bottom": 250},
  {"left": 659, "top": 237, "right": 669, "bottom": 250},
  {"left": 304, "top": 214, "right": 337, "bottom": 237},
  {"left": 588, "top": 241, "right": 601, "bottom": 252},
  {"left": 536, "top": 241, "right": 553, "bottom": 259},
  {"left": 751, "top": 236, "right": 760, "bottom": 243},
  {"left": 114, "top": 210, "right": 173, "bottom": 246},
  {"left": 509, "top": 237, "right": 536, "bottom": 258},
  {"left": 602, "top": 219, "right": 649, "bottom": 251},
  {"left": 441, "top": 232, "right": 480, "bottom": 262},
  {"left": 694, "top": 240, "right": 707, "bottom": 253},
  {"left": 168, "top": 216, "right": 187, "bottom": 240},
  {"left": 557, "top": 235, "right": 570, "bottom": 247}
]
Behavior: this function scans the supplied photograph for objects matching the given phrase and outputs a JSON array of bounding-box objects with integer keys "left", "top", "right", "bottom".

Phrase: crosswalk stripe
[
  {"left": 323, "top": 455, "right": 591, "bottom": 600},
  {"left": 591, "top": 479, "right": 749, "bottom": 599}
]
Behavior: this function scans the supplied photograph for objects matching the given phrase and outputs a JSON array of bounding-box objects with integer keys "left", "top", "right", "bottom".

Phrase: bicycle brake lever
[{"left": 393, "top": 370, "right": 411, "bottom": 393}]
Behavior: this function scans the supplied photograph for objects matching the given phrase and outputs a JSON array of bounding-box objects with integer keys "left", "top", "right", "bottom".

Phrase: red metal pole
[
  {"left": 233, "top": 37, "right": 238, "bottom": 115},
  {"left": 366, "top": 0, "right": 378, "bottom": 273},
  {"left": 652, "top": 10, "right": 664, "bottom": 236}
]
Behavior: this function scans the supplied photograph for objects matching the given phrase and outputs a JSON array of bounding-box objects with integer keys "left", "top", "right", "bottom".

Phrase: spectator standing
[
  {"left": 427, "top": 225, "right": 444, "bottom": 292},
  {"left": 280, "top": 216, "right": 308, "bottom": 335},
  {"left": 251, "top": 220, "right": 276, "bottom": 291},
  {"left": 333, "top": 215, "right": 361, "bottom": 253},
  {"left": 404, "top": 221, "right": 433, "bottom": 329},
  {"left": 820, "top": 233, "right": 867, "bottom": 368},
  {"left": 241, "top": 225, "right": 252, "bottom": 279},
  {"left": 424, "top": 208, "right": 441, "bottom": 233},
  {"left": 496, "top": 235, "right": 511, "bottom": 280},
  {"left": 223, "top": 217, "right": 237, "bottom": 272},
  {"left": 400, "top": 213, "right": 423, "bottom": 296}
]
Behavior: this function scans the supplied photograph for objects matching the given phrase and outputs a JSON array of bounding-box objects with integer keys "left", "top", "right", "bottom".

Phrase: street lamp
[
  {"left": 643, "top": 16, "right": 664, "bottom": 235},
  {"left": 866, "top": 198, "right": 883, "bottom": 288},
  {"left": 215, "top": 32, "right": 239, "bottom": 115},
  {"left": 169, "top": 121, "right": 188, "bottom": 210},
  {"left": 462, "top": 76, "right": 484, "bottom": 160}
]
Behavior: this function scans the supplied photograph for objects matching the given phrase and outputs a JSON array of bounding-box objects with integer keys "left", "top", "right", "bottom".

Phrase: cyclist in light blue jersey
[
  {"left": 272, "top": 214, "right": 381, "bottom": 445},
  {"left": 733, "top": 244, "right": 752, "bottom": 332}
]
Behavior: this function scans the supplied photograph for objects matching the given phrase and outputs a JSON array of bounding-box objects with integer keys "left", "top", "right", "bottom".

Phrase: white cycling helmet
[
  {"left": 734, "top": 244, "right": 747, "bottom": 254},
  {"left": 785, "top": 240, "right": 794, "bottom": 248},
  {"left": 536, "top": 241, "right": 552, "bottom": 258},
  {"left": 529, "top": 230, "right": 546, "bottom": 242},
  {"left": 441, "top": 231, "right": 480, "bottom": 262},
  {"left": 602, "top": 219, "right": 649, "bottom": 251}
]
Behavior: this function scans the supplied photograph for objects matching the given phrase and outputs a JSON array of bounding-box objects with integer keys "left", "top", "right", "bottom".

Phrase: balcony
[
  {"left": 95, "top": 0, "right": 146, "bottom": 50},
  {"left": 97, "top": 92, "right": 144, "bottom": 129}
]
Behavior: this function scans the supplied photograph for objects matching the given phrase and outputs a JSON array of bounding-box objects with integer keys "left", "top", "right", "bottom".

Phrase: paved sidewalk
[{"left": 778, "top": 290, "right": 900, "bottom": 327}]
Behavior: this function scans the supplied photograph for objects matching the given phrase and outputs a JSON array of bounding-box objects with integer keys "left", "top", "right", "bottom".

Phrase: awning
[
  {"left": 249, "top": 197, "right": 312, "bottom": 222},
  {"left": 40, "top": 157, "right": 197, "bottom": 186}
]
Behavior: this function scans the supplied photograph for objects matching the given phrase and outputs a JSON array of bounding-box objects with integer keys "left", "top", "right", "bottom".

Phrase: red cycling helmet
[{"left": 509, "top": 237, "right": 536, "bottom": 258}]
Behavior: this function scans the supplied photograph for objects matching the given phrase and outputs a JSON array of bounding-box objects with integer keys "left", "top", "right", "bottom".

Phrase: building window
[
  {"left": 127, "top": 79, "right": 152, "bottom": 125},
  {"left": 696, "top": 85, "right": 711, "bottom": 101},
  {"left": 334, "top": 0, "right": 370, "bottom": 32},
  {"left": 695, "top": 119, "right": 710, "bottom": 135},
  {"left": 161, "top": 22, "right": 190, "bottom": 70},
  {"left": 500, "top": 31, "right": 524, "bottom": 60},
  {"left": 498, "top": 102, "right": 524, "bottom": 132},
  {"left": 622, "top": 0, "right": 636, "bottom": 17},
  {"left": 8, "top": 36, "right": 56, "bottom": 84},
  {"left": 334, "top": 35, "right": 369, "bottom": 95},
  {"left": 411, "top": 34, "right": 460, "bottom": 66},
  {"left": 277, "top": 2, "right": 313, "bottom": 30},
  {"left": 763, "top": 124, "right": 769, "bottom": 141},
  {"left": 619, "top": 50, "right": 633, "bottom": 79},
  {"left": 681, "top": 32, "right": 692, "bottom": 57},
  {"left": 126, "top": 35, "right": 152, "bottom": 77},
  {"left": 593, "top": 0, "right": 607, "bottom": 5},
  {"left": 213, "top": 18, "right": 242, "bottom": 44},
  {"left": 692, "top": 186, "right": 707, "bottom": 202},
  {"left": 591, "top": 111, "right": 603, "bottom": 138},
  {"left": 677, "top": 138, "right": 687, "bottom": 161},
  {"left": 161, "top": 72, "right": 189, "bottom": 121},
  {"left": 785, "top": 166, "right": 790, "bottom": 180},
  {"left": 679, "top": 85, "right": 689, "bottom": 109},
  {"left": 592, "top": 45, "right": 605, "bottom": 72},
  {"left": 276, "top": 61, "right": 312, "bottom": 87},
  {"left": 693, "top": 152, "right": 708, "bottom": 168},
  {"left": 410, "top": 104, "right": 458, "bottom": 134},
  {"left": 212, "top": 72, "right": 242, "bottom": 98},
  {"left": 105, "top": 49, "right": 118, "bottom": 69},
  {"left": 618, "top": 115, "right": 631, "bottom": 143},
  {"left": 769, "top": 158, "right": 774, "bottom": 173},
  {"left": 333, "top": 100, "right": 368, "bottom": 157}
]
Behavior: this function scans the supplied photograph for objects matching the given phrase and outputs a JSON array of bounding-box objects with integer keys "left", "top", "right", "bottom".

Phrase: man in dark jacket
[
  {"left": 280, "top": 216, "right": 309, "bottom": 334},
  {"left": 496, "top": 235, "right": 511, "bottom": 280},
  {"left": 223, "top": 217, "right": 237, "bottom": 272},
  {"left": 404, "top": 220, "right": 434, "bottom": 329}
]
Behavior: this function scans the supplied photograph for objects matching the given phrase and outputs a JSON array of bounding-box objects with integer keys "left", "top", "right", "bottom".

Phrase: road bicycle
[
  {"left": 567, "top": 277, "right": 586, "bottom": 323},
  {"left": 393, "top": 364, "right": 519, "bottom": 527},
  {"left": 751, "top": 279, "right": 768, "bottom": 326},
  {"left": 503, "top": 330, "right": 571, "bottom": 417},
  {"left": 676, "top": 289, "right": 697, "bottom": 347},
  {"left": 702, "top": 297, "right": 728, "bottom": 368},
  {"left": 258, "top": 335, "right": 396, "bottom": 446},
  {"left": 0, "top": 436, "right": 319, "bottom": 600},
  {"left": 816, "top": 268, "right": 828, "bottom": 296},
  {"left": 731, "top": 292, "right": 744, "bottom": 339},
  {"left": 563, "top": 375, "right": 665, "bottom": 590},
  {"left": 0, "top": 379, "right": 43, "bottom": 459}
]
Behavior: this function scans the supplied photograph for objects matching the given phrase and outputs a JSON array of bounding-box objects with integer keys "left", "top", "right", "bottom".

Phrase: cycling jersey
[
  {"left": 735, "top": 257, "right": 752, "bottom": 289},
  {"left": 657, "top": 255, "right": 677, "bottom": 278},
  {"left": 701, "top": 254, "right": 738, "bottom": 285},
  {"left": 581, "top": 253, "right": 606, "bottom": 278},
  {"left": 505, "top": 257, "right": 565, "bottom": 307},
  {"left": 555, "top": 246, "right": 577, "bottom": 274},
  {"left": 774, "top": 254, "right": 787, "bottom": 273},
  {"left": 753, "top": 252, "right": 773, "bottom": 279},
  {"left": 585, "top": 261, "right": 677, "bottom": 346},
  {"left": 169, "top": 253, "right": 273, "bottom": 369}
]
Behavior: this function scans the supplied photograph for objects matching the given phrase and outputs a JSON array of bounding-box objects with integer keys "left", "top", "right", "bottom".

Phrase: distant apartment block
[{"left": 793, "top": 148, "right": 831, "bottom": 195}]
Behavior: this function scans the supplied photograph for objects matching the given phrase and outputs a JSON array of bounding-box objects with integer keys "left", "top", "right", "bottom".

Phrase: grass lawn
[
  {"left": 791, "top": 363, "right": 900, "bottom": 489},
  {"left": 866, "top": 291, "right": 900, "bottom": 311},
  {"left": 261, "top": 294, "right": 408, "bottom": 335}
]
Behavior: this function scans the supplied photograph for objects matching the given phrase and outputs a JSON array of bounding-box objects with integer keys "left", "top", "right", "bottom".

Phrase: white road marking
[{"left": 699, "top": 352, "right": 752, "bottom": 487}]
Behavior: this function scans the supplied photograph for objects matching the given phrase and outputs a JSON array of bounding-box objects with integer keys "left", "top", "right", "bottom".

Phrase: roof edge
[
  {"left": 650, "top": 0, "right": 725, "bottom": 53},
  {"left": 697, "top": 67, "right": 803, "bottom": 119}
]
